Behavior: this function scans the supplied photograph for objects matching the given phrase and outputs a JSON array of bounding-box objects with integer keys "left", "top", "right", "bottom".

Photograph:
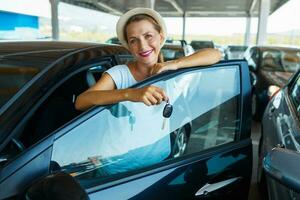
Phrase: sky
[{"left": 0, "top": 0, "right": 299, "bottom": 35}]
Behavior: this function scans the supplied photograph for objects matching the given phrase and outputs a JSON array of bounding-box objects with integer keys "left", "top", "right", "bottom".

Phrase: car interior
[{"left": 0, "top": 63, "right": 110, "bottom": 165}]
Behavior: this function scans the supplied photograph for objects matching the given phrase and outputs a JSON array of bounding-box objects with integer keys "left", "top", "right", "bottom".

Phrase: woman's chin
[{"left": 138, "top": 56, "right": 157, "bottom": 66}]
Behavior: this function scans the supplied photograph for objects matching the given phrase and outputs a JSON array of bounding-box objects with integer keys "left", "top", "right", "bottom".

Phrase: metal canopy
[{"left": 60, "top": 0, "right": 288, "bottom": 17}]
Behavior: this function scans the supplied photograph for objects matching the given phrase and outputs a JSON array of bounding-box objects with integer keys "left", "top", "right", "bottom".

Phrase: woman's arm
[
  {"left": 151, "top": 48, "right": 222, "bottom": 75},
  {"left": 75, "top": 73, "right": 168, "bottom": 111}
]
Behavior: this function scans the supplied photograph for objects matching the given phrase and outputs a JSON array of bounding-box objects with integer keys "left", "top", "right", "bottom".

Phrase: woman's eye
[
  {"left": 145, "top": 34, "right": 153, "bottom": 40},
  {"left": 129, "top": 39, "right": 137, "bottom": 44}
]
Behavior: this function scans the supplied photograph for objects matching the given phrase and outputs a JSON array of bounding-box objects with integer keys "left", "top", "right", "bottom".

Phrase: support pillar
[
  {"left": 49, "top": 0, "right": 59, "bottom": 40},
  {"left": 256, "top": 0, "right": 270, "bottom": 45}
]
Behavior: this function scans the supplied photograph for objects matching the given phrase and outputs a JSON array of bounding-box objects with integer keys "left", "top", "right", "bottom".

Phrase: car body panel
[
  {"left": 260, "top": 70, "right": 300, "bottom": 199},
  {"left": 244, "top": 46, "right": 300, "bottom": 119}
]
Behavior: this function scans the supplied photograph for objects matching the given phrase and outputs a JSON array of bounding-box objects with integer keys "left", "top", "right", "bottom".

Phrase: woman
[{"left": 75, "top": 8, "right": 222, "bottom": 111}]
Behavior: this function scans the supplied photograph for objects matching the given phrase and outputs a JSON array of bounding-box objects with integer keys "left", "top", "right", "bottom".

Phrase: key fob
[{"left": 163, "top": 102, "right": 173, "bottom": 118}]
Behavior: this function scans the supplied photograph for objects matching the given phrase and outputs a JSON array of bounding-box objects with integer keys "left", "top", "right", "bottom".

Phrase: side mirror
[
  {"left": 25, "top": 172, "right": 89, "bottom": 200},
  {"left": 248, "top": 64, "right": 257, "bottom": 72},
  {"left": 263, "top": 147, "right": 300, "bottom": 193}
]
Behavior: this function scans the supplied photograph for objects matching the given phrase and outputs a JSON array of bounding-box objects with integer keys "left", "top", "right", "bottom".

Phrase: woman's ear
[{"left": 160, "top": 33, "right": 165, "bottom": 45}]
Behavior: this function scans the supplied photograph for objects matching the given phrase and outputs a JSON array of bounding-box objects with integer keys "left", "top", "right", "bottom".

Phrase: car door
[
  {"left": 262, "top": 71, "right": 300, "bottom": 200},
  {"left": 49, "top": 60, "right": 252, "bottom": 200}
]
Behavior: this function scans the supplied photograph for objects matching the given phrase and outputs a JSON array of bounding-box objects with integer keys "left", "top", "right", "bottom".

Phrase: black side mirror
[
  {"left": 25, "top": 172, "right": 89, "bottom": 200},
  {"left": 248, "top": 64, "right": 257, "bottom": 72},
  {"left": 263, "top": 147, "right": 300, "bottom": 193}
]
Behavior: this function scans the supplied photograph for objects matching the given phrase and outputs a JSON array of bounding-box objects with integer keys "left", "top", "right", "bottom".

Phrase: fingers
[
  {"left": 140, "top": 86, "right": 169, "bottom": 106},
  {"left": 151, "top": 86, "right": 169, "bottom": 102}
]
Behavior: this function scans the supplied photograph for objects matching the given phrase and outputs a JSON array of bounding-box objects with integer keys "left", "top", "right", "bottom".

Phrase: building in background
[{"left": 0, "top": 11, "right": 46, "bottom": 40}]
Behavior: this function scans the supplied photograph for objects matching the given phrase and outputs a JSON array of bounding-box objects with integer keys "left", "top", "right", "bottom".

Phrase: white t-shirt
[{"left": 105, "top": 65, "right": 138, "bottom": 89}]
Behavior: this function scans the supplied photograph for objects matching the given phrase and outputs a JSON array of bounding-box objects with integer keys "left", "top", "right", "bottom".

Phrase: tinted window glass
[
  {"left": 51, "top": 66, "right": 241, "bottom": 188},
  {"left": 0, "top": 50, "right": 71, "bottom": 108},
  {"left": 290, "top": 75, "right": 300, "bottom": 115},
  {"left": 161, "top": 46, "right": 184, "bottom": 61},
  {"left": 0, "top": 65, "right": 39, "bottom": 108},
  {"left": 261, "top": 49, "right": 300, "bottom": 72}
]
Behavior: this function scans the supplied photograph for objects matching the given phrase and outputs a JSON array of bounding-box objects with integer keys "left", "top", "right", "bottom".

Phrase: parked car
[
  {"left": 244, "top": 46, "right": 300, "bottom": 120},
  {"left": 225, "top": 45, "right": 248, "bottom": 60},
  {"left": 190, "top": 40, "right": 214, "bottom": 51},
  {"left": 161, "top": 42, "right": 193, "bottom": 61},
  {"left": 105, "top": 37, "right": 121, "bottom": 45},
  {"left": 0, "top": 41, "right": 252, "bottom": 200},
  {"left": 258, "top": 69, "right": 300, "bottom": 200},
  {"left": 106, "top": 37, "right": 193, "bottom": 61}
]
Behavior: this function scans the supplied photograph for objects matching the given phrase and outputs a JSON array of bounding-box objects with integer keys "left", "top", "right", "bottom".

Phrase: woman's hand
[
  {"left": 127, "top": 86, "right": 168, "bottom": 106},
  {"left": 150, "top": 60, "right": 178, "bottom": 75}
]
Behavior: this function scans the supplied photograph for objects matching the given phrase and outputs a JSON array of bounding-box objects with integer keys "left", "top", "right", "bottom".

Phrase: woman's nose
[{"left": 138, "top": 38, "right": 147, "bottom": 50}]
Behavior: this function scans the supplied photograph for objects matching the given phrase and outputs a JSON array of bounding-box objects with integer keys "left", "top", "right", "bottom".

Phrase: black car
[
  {"left": 190, "top": 40, "right": 214, "bottom": 51},
  {"left": 258, "top": 69, "right": 300, "bottom": 200},
  {"left": 244, "top": 46, "right": 300, "bottom": 120},
  {"left": 0, "top": 41, "right": 252, "bottom": 200},
  {"left": 225, "top": 45, "right": 248, "bottom": 60}
]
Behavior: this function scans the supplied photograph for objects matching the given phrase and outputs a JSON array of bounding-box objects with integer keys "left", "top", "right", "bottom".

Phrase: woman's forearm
[
  {"left": 75, "top": 89, "right": 132, "bottom": 111},
  {"left": 175, "top": 48, "right": 222, "bottom": 69}
]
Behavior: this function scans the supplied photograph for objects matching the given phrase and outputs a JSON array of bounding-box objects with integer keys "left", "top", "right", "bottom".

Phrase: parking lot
[{"left": 1, "top": 0, "right": 300, "bottom": 199}]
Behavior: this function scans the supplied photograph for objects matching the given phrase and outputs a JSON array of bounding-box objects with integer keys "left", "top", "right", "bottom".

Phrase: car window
[
  {"left": 19, "top": 62, "right": 111, "bottom": 148},
  {"left": 51, "top": 66, "right": 241, "bottom": 188},
  {"left": 290, "top": 74, "right": 300, "bottom": 116},
  {"left": 0, "top": 50, "right": 73, "bottom": 109},
  {"left": 161, "top": 46, "right": 184, "bottom": 61},
  {"left": 281, "top": 51, "right": 300, "bottom": 72},
  {"left": 0, "top": 65, "right": 39, "bottom": 109}
]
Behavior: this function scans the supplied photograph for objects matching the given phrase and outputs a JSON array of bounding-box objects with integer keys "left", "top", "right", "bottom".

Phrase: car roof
[
  {"left": 0, "top": 41, "right": 130, "bottom": 70},
  {"left": 162, "top": 43, "right": 183, "bottom": 50},
  {"left": 253, "top": 45, "right": 300, "bottom": 52},
  {"left": 0, "top": 41, "right": 119, "bottom": 55}
]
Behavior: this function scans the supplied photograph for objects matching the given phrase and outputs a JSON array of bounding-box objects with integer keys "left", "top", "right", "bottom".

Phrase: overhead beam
[
  {"left": 160, "top": 11, "right": 247, "bottom": 17},
  {"left": 74, "top": 0, "right": 123, "bottom": 15},
  {"left": 249, "top": 0, "right": 258, "bottom": 14},
  {"left": 164, "top": 0, "right": 183, "bottom": 14},
  {"left": 145, "top": 0, "right": 156, "bottom": 9},
  {"left": 95, "top": 1, "right": 123, "bottom": 15}
]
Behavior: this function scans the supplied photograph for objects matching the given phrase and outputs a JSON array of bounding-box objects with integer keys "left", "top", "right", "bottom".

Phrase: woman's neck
[{"left": 129, "top": 61, "right": 153, "bottom": 81}]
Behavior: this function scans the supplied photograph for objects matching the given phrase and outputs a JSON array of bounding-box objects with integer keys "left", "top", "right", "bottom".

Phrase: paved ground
[{"left": 248, "top": 120, "right": 264, "bottom": 200}]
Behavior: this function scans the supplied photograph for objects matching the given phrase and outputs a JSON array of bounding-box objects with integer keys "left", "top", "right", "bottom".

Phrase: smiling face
[{"left": 125, "top": 18, "right": 164, "bottom": 67}]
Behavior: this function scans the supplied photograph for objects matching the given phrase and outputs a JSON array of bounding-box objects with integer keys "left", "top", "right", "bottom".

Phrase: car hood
[{"left": 262, "top": 71, "right": 293, "bottom": 87}]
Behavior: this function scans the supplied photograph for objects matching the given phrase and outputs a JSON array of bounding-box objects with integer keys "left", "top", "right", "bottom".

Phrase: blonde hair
[{"left": 123, "top": 14, "right": 164, "bottom": 63}]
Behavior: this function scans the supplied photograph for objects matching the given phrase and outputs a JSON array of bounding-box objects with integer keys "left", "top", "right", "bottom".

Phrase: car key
[{"left": 162, "top": 100, "right": 173, "bottom": 130}]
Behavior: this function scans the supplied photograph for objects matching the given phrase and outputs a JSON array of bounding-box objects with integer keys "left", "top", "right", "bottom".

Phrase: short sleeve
[
  {"left": 105, "top": 65, "right": 124, "bottom": 89},
  {"left": 105, "top": 65, "right": 137, "bottom": 89}
]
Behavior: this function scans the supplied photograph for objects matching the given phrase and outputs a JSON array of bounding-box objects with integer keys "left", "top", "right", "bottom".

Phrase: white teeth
[{"left": 140, "top": 50, "right": 153, "bottom": 56}]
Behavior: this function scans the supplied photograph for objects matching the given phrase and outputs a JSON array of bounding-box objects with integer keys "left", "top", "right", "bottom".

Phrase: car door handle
[{"left": 195, "top": 177, "right": 241, "bottom": 197}]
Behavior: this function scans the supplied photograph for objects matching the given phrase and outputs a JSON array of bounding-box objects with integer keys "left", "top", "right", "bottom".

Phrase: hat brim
[{"left": 116, "top": 8, "right": 167, "bottom": 49}]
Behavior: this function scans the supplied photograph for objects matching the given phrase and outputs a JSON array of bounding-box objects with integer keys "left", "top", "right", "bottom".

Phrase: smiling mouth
[{"left": 139, "top": 49, "right": 153, "bottom": 57}]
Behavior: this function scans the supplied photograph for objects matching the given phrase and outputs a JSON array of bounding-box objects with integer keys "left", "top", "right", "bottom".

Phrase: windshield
[
  {"left": 0, "top": 61, "right": 40, "bottom": 108},
  {"left": 0, "top": 49, "right": 72, "bottom": 109},
  {"left": 261, "top": 49, "right": 300, "bottom": 72}
]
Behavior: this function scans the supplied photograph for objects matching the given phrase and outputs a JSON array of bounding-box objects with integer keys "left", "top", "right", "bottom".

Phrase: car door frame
[
  {"left": 0, "top": 47, "right": 130, "bottom": 199},
  {"left": 51, "top": 59, "right": 252, "bottom": 199}
]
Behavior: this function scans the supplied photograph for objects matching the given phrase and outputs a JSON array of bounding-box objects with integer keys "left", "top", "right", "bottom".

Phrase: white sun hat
[{"left": 116, "top": 7, "right": 167, "bottom": 49}]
